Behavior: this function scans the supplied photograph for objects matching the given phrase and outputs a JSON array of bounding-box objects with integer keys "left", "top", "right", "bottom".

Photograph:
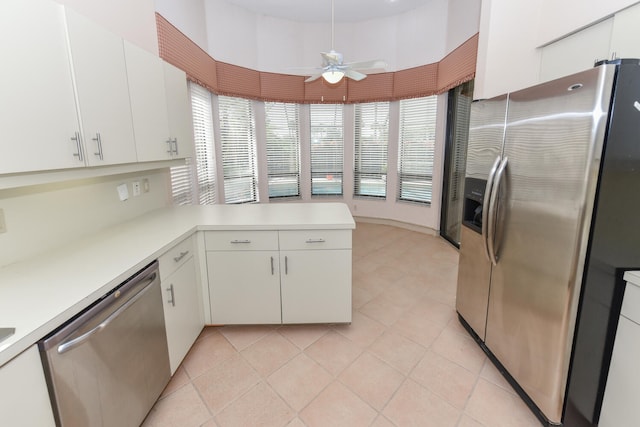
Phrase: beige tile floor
[{"left": 142, "top": 222, "right": 542, "bottom": 427}]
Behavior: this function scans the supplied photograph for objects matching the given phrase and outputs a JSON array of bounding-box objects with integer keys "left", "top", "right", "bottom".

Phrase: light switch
[{"left": 117, "top": 183, "right": 129, "bottom": 201}]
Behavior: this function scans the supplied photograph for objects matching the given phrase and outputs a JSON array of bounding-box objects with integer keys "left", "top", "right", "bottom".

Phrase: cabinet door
[
  {"left": 0, "top": 0, "right": 82, "bottom": 173},
  {"left": 164, "top": 62, "right": 195, "bottom": 159},
  {"left": 162, "top": 257, "right": 203, "bottom": 374},
  {"left": 65, "top": 8, "right": 136, "bottom": 166},
  {"left": 280, "top": 250, "right": 352, "bottom": 324},
  {"left": 207, "top": 251, "right": 281, "bottom": 324},
  {"left": 124, "top": 41, "right": 172, "bottom": 162},
  {"left": 0, "top": 346, "right": 56, "bottom": 426}
]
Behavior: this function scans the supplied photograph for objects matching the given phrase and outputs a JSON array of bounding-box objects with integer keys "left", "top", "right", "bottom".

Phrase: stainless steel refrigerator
[{"left": 456, "top": 58, "right": 640, "bottom": 426}]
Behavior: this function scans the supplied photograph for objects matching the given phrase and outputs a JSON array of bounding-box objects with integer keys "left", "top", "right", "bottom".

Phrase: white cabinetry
[
  {"left": 205, "top": 228, "right": 352, "bottom": 325},
  {"left": 64, "top": 8, "right": 137, "bottom": 166},
  {"left": 0, "top": 0, "right": 83, "bottom": 174},
  {"left": 279, "top": 230, "right": 352, "bottom": 324},
  {"left": 599, "top": 272, "right": 640, "bottom": 427},
  {"left": 124, "top": 41, "right": 171, "bottom": 162},
  {"left": 0, "top": 346, "right": 55, "bottom": 427},
  {"left": 610, "top": 3, "right": 640, "bottom": 60},
  {"left": 206, "top": 231, "right": 281, "bottom": 324},
  {"left": 124, "top": 42, "right": 193, "bottom": 162},
  {"left": 159, "top": 236, "right": 203, "bottom": 374},
  {"left": 164, "top": 62, "right": 195, "bottom": 160}
]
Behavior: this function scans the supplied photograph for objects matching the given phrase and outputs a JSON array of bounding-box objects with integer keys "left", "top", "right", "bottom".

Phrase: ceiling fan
[{"left": 304, "top": 0, "right": 387, "bottom": 84}]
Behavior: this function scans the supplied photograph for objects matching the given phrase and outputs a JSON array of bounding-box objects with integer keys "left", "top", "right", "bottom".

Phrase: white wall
[
  {"left": 0, "top": 171, "right": 170, "bottom": 267},
  {"left": 475, "top": 0, "right": 640, "bottom": 99},
  {"left": 446, "top": 0, "right": 482, "bottom": 53},
  {"left": 202, "top": 0, "right": 459, "bottom": 74}
]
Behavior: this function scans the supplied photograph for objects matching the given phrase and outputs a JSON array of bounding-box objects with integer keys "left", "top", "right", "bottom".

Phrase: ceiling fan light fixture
[{"left": 322, "top": 69, "right": 345, "bottom": 84}]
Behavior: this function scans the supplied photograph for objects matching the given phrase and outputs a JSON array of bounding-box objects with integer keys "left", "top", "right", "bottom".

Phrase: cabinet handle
[
  {"left": 270, "top": 256, "right": 274, "bottom": 275},
  {"left": 166, "top": 138, "right": 173, "bottom": 155},
  {"left": 231, "top": 239, "right": 251, "bottom": 244},
  {"left": 305, "top": 238, "right": 326, "bottom": 244},
  {"left": 92, "top": 133, "right": 104, "bottom": 160},
  {"left": 71, "top": 132, "right": 84, "bottom": 162},
  {"left": 172, "top": 138, "right": 179, "bottom": 156},
  {"left": 285, "top": 256, "right": 288, "bottom": 275},
  {"left": 166, "top": 284, "right": 175, "bottom": 307},
  {"left": 173, "top": 250, "right": 189, "bottom": 263}
]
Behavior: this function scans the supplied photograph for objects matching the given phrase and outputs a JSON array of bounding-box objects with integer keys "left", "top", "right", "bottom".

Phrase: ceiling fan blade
[
  {"left": 344, "top": 59, "right": 387, "bottom": 71},
  {"left": 305, "top": 73, "right": 323, "bottom": 83},
  {"left": 344, "top": 69, "right": 367, "bottom": 81}
]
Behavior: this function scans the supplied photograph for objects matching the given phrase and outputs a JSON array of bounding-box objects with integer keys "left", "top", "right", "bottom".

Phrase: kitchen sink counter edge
[{"left": 0, "top": 203, "right": 355, "bottom": 366}]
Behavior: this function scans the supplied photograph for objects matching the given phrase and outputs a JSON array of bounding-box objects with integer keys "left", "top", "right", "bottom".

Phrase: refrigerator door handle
[
  {"left": 482, "top": 156, "right": 502, "bottom": 263},
  {"left": 487, "top": 156, "right": 508, "bottom": 266}
]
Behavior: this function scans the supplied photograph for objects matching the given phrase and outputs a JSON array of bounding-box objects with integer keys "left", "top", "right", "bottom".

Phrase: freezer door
[
  {"left": 484, "top": 65, "right": 616, "bottom": 423},
  {"left": 465, "top": 95, "right": 508, "bottom": 181}
]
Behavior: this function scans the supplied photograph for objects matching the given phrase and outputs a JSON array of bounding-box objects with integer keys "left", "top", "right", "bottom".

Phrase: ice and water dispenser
[{"left": 462, "top": 177, "right": 487, "bottom": 234}]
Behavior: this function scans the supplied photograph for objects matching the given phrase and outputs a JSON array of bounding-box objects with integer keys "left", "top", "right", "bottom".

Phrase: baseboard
[{"left": 353, "top": 216, "right": 438, "bottom": 236}]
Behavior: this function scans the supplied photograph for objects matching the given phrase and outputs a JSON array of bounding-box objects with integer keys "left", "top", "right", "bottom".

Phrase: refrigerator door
[
  {"left": 456, "top": 96, "right": 508, "bottom": 340},
  {"left": 465, "top": 95, "right": 508, "bottom": 182},
  {"left": 484, "top": 65, "right": 616, "bottom": 423}
]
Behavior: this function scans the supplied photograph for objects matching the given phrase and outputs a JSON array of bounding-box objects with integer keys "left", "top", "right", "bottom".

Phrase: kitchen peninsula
[{"left": 0, "top": 203, "right": 354, "bottom": 425}]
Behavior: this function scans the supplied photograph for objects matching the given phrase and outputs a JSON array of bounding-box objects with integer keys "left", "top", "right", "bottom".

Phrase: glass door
[{"left": 440, "top": 80, "right": 473, "bottom": 247}]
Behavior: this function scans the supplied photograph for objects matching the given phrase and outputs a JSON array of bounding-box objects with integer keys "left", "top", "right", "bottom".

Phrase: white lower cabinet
[
  {"left": 280, "top": 249, "right": 351, "bottom": 324},
  {"left": 599, "top": 274, "right": 640, "bottom": 427},
  {"left": 159, "top": 236, "right": 204, "bottom": 374},
  {"left": 0, "top": 346, "right": 55, "bottom": 427},
  {"left": 205, "top": 229, "right": 352, "bottom": 325},
  {"left": 207, "top": 251, "right": 282, "bottom": 324}
]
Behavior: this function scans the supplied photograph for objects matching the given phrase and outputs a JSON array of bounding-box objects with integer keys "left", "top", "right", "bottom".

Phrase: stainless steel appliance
[
  {"left": 39, "top": 260, "right": 170, "bottom": 427},
  {"left": 456, "top": 59, "right": 640, "bottom": 426}
]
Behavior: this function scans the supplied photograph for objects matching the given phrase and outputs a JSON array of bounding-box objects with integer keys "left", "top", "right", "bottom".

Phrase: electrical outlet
[
  {"left": 132, "top": 181, "right": 141, "bottom": 197},
  {"left": 0, "top": 208, "right": 6, "bottom": 233}
]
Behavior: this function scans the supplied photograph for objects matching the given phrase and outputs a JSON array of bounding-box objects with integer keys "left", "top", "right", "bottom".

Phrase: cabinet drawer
[
  {"left": 622, "top": 280, "right": 640, "bottom": 324},
  {"left": 159, "top": 235, "right": 195, "bottom": 279},
  {"left": 279, "top": 230, "right": 351, "bottom": 250},
  {"left": 204, "top": 230, "right": 279, "bottom": 251}
]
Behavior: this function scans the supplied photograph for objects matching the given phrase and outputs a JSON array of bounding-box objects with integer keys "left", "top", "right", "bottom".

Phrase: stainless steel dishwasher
[{"left": 38, "top": 260, "right": 170, "bottom": 427}]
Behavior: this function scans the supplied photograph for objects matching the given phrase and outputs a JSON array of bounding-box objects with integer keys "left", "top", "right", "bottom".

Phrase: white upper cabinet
[
  {"left": 610, "top": 3, "right": 640, "bottom": 60},
  {"left": 0, "top": 0, "right": 83, "bottom": 174},
  {"left": 164, "top": 62, "right": 195, "bottom": 160},
  {"left": 124, "top": 41, "right": 172, "bottom": 162},
  {"left": 65, "top": 8, "right": 137, "bottom": 166}
]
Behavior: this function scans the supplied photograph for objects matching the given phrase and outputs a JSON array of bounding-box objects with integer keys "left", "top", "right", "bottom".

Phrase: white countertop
[
  {"left": 0, "top": 203, "right": 355, "bottom": 366},
  {"left": 624, "top": 271, "right": 640, "bottom": 288}
]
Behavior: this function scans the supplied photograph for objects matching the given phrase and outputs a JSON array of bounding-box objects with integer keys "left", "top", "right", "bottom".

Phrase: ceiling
[{"left": 221, "top": 0, "right": 435, "bottom": 23}]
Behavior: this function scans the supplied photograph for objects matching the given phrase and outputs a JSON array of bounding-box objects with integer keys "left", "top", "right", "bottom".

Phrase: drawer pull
[
  {"left": 173, "top": 250, "right": 189, "bottom": 263},
  {"left": 305, "top": 238, "right": 326, "bottom": 244},
  {"left": 270, "top": 256, "right": 274, "bottom": 275},
  {"left": 231, "top": 239, "right": 251, "bottom": 244}
]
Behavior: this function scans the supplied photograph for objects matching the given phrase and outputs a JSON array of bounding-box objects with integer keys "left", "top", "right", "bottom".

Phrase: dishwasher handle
[{"left": 57, "top": 273, "right": 158, "bottom": 354}]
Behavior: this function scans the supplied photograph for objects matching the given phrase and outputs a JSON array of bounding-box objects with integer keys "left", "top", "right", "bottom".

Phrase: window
[
  {"left": 265, "top": 102, "right": 300, "bottom": 198},
  {"left": 398, "top": 96, "right": 437, "bottom": 204},
  {"left": 170, "top": 158, "right": 193, "bottom": 206},
  {"left": 218, "top": 95, "right": 258, "bottom": 204},
  {"left": 309, "top": 104, "right": 344, "bottom": 196},
  {"left": 191, "top": 83, "right": 216, "bottom": 204},
  {"left": 354, "top": 102, "right": 389, "bottom": 198}
]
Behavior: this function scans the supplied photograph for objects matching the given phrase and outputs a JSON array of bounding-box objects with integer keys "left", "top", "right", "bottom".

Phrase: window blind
[
  {"left": 397, "top": 96, "right": 437, "bottom": 204},
  {"left": 170, "top": 157, "right": 193, "bottom": 206},
  {"left": 310, "top": 104, "right": 344, "bottom": 196},
  {"left": 265, "top": 102, "right": 300, "bottom": 198},
  {"left": 218, "top": 95, "right": 258, "bottom": 204},
  {"left": 354, "top": 102, "right": 389, "bottom": 198},
  {"left": 190, "top": 82, "right": 216, "bottom": 204}
]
